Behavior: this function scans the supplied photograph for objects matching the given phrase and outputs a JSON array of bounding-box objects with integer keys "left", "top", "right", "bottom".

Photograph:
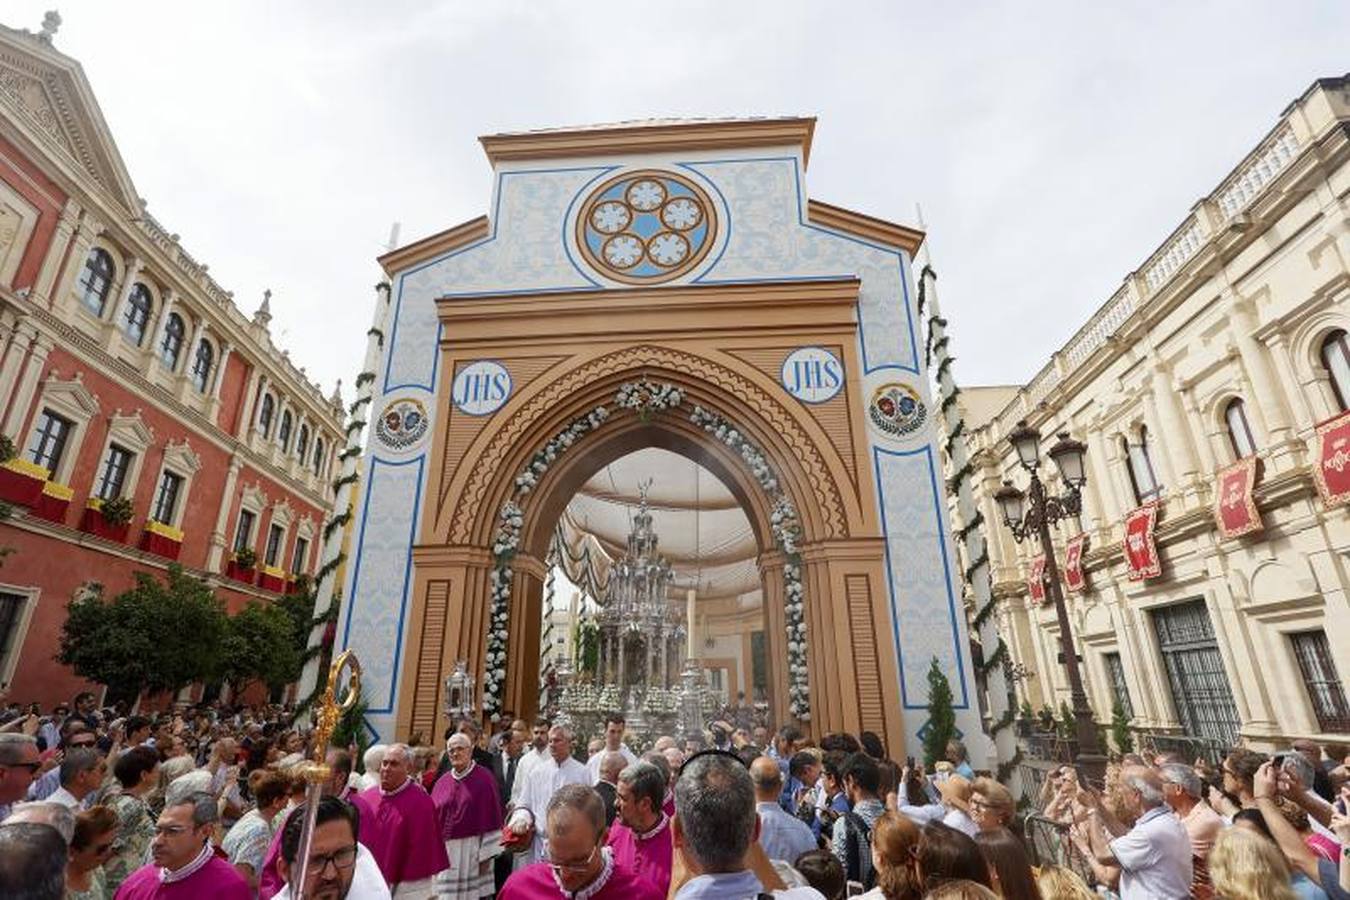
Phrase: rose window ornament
[{"left": 576, "top": 169, "right": 717, "bottom": 284}]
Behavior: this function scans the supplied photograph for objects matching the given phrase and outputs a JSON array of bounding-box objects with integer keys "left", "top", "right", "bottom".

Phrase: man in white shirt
[
  {"left": 509, "top": 720, "right": 550, "bottom": 806},
  {"left": 1085, "top": 765, "right": 1192, "bottom": 900},
  {"left": 48, "top": 747, "right": 103, "bottom": 810},
  {"left": 507, "top": 724, "right": 589, "bottom": 863},
  {"left": 586, "top": 714, "right": 637, "bottom": 785}
]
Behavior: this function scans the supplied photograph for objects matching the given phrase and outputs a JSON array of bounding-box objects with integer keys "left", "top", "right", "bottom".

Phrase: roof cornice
[{"left": 479, "top": 117, "right": 817, "bottom": 168}]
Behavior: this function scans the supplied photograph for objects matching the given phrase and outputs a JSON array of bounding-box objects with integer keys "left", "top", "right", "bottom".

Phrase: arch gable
[{"left": 437, "top": 344, "right": 857, "bottom": 548}]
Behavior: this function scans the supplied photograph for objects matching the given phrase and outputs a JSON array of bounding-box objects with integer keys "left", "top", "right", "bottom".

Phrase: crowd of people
[
  {"left": 2, "top": 693, "right": 1350, "bottom": 900},
  {"left": 1031, "top": 744, "right": 1350, "bottom": 900}
]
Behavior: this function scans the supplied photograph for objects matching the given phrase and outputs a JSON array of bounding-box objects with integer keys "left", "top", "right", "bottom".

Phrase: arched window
[
  {"left": 313, "top": 438, "right": 325, "bottom": 476},
  {"left": 1225, "top": 399, "right": 1257, "bottom": 459},
  {"left": 258, "top": 394, "right": 275, "bottom": 438},
  {"left": 190, "top": 340, "right": 214, "bottom": 393},
  {"left": 77, "top": 248, "right": 115, "bottom": 316},
  {"left": 296, "top": 424, "right": 310, "bottom": 460},
  {"left": 1124, "top": 427, "right": 1162, "bottom": 504},
  {"left": 122, "top": 283, "right": 153, "bottom": 345},
  {"left": 279, "top": 410, "right": 293, "bottom": 450},
  {"left": 160, "top": 313, "right": 185, "bottom": 370},
  {"left": 1321, "top": 330, "right": 1350, "bottom": 412}
]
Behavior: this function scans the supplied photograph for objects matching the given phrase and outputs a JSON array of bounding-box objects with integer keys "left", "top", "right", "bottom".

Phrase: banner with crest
[
  {"left": 1124, "top": 504, "right": 1161, "bottom": 581},
  {"left": 1214, "top": 456, "right": 1263, "bottom": 539},
  {"left": 1313, "top": 411, "right": 1350, "bottom": 508}
]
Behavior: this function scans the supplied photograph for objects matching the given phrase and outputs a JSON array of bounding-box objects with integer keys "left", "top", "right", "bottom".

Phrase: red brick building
[{"left": 0, "top": 20, "right": 344, "bottom": 707}]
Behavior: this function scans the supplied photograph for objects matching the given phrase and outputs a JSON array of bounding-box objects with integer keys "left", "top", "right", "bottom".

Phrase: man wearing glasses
[
  {"left": 274, "top": 796, "right": 391, "bottom": 900},
  {"left": 113, "top": 791, "right": 251, "bottom": 898},
  {"left": 500, "top": 784, "right": 662, "bottom": 900},
  {"left": 0, "top": 733, "right": 41, "bottom": 821}
]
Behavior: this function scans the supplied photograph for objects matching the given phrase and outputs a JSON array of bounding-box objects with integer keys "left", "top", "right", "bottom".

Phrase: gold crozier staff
[{"left": 294, "top": 649, "right": 361, "bottom": 898}]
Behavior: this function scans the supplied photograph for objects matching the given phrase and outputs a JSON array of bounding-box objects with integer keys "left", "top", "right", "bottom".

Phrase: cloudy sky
[{"left": 11, "top": 1, "right": 1348, "bottom": 399}]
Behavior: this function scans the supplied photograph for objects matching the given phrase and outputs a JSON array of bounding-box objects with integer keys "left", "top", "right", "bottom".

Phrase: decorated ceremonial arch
[{"left": 335, "top": 119, "right": 984, "bottom": 757}]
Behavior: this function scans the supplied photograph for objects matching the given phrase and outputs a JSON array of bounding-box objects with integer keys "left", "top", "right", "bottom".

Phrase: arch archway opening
[{"left": 533, "top": 445, "right": 773, "bottom": 745}]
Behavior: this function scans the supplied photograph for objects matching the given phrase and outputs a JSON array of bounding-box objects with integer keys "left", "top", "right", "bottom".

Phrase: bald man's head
[
  {"left": 749, "top": 755, "right": 783, "bottom": 802},
  {"left": 599, "top": 751, "right": 626, "bottom": 785}
]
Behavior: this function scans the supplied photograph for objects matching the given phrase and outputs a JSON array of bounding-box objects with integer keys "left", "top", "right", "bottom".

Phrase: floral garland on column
[
  {"left": 480, "top": 380, "right": 812, "bottom": 723},
  {"left": 690, "top": 406, "right": 811, "bottom": 720}
]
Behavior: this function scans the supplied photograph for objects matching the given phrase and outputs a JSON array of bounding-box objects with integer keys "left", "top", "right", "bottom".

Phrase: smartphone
[
  {"left": 1272, "top": 753, "right": 1286, "bottom": 768},
  {"left": 906, "top": 756, "right": 915, "bottom": 769},
  {"left": 847, "top": 881, "right": 865, "bottom": 897}
]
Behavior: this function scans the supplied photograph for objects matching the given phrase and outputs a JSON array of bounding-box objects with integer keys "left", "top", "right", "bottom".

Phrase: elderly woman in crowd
[{"left": 65, "top": 805, "right": 119, "bottom": 899}]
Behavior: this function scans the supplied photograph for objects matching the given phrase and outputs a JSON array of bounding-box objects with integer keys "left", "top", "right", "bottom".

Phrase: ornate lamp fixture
[{"left": 995, "top": 420, "right": 1105, "bottom": 783}]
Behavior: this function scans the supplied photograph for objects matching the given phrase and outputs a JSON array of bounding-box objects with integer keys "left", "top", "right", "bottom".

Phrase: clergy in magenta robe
[
  {"left": 502, "top": 783, "right": 663, "bottom": 900},
  {"left": 114, "top": 842, "right": 251, "bottom": 900},
  {"left": 359, "top": 743, "right": 449, "bottom": 897},
  {"left": 606, "top": 814, "right": 673, "bottom": 895},
  {"left": 606, "top": 760, "right": 675, "bottom": 894},
  {"left": 431, "top": 735, "right": 504, "bottom": 899},
  {"left": 501, "top": 850, "right": 663, "bottom": 900}
]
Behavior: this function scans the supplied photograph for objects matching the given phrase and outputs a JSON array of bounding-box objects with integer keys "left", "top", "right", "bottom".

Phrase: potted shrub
[
  {"left": 227, "top": 546, "right": 258, "bottom": 584},
  {"left": 80, "top": 495, "right": 133, "bottom": 542}
]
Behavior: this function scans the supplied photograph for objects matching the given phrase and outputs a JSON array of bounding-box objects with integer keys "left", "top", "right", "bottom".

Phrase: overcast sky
[{"left": 11, "top": 1, "right": 1348, "bottom": 400}]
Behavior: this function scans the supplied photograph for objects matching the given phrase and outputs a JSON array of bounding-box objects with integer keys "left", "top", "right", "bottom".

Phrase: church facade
[
  {"left": 961, "top": 76, "right": 1350, "bottom": 750},
  {"left": 0, "top": 19, "right": 345, "bottom": 706},
  {"left": 340, "top": 118, "right": 981, "bottom": 755}
]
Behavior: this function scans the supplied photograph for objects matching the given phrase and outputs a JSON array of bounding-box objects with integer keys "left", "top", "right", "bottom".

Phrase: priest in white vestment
[{"left": 506, "top": 724, "right": 589, "bottom": 863}]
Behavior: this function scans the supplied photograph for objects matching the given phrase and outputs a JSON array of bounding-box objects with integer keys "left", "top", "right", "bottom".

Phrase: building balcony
[
  {"left": 78, "top": 498, "right": 131, "bottom": 544},
  {"left": 139, "top": 520, "right": 184, "bottom": 560},
  {"left": 258, "top": 564, "right": 287, "bottom": 593},
  {"left": 224, "top": 556, "right": 257, "bottom": 585},
  {"left": 31, "top": 480, "right": 73, "bottom": 524},
  {"left": 0, "top": 458, "right": 50, "bottom": 507}
]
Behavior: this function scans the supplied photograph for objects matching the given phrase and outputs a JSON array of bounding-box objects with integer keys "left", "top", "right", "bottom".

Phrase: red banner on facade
[
  {"left": 1124, "top": 504, "right": 1161, "bottom": 581},
  {"left": 1313, "top": 411, "right": 1350, "bottom": 508},
  {"left": 1214, "top": 456, "right": 1263, "bottom": 539},
  {"left": 1028, "top": 555, "right": 1046, "bottom": 604},
  {"left": 1064, "top": 533, "right": 1089, "bottom": 593}
]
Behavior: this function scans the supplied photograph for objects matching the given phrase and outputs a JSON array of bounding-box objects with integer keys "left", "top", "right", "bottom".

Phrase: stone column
[
  {"left": 1150, "top": 360, "right": 1200, "bottom": 491},
  {"left": 211, "top": 343, "right": 232, "bottom": 398},
  {"left": 1179, "top": 388, "right": 1219, "bottom": 475},
  {"left": 1, "top": 328, "right": 52, "bottom": 439},
  {"left": 0, "top": 312, "right": 31, "bottom": 413},
  {"left": 143, "top": 288, "right": 177, "bottom": 376},
  {"left": 1266, "top": 330, "right": 1318, "bottom": 440},
  {"left": 30, "top": 199, "right": 79, "bottom": 309},
  {"left": 1083, "top": 425, "right": 1118, "bottom": 531},
  {"left": 206, "top": 455, "right": 244, "bottom": 571},
  {"left": 1229, "top": 297, "right": 1295, "bottom": 446},
  {"left": 49, "top": 215, "right": 99, "bottom": 318},
  {"left": 236, "top": 365, "right": 260, "bottom": 441},
  {"left": 1104, "top": 433, "right": 1139, "bottom": 515}
]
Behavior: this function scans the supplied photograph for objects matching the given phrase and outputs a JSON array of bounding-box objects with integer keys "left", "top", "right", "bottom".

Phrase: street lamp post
[{"left": 994, "top": 420, "right": 1107, "bottom": 784}]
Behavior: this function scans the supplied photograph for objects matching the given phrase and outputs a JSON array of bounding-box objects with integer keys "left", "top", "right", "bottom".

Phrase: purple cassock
[
  {"left": 113, "top": 845, "right": 251, "bottom": 899},
  {"left": 500, "top": 851, "right": 664, "bottom": 900},
  {"left": 606, "top": 814, "right": 674, "bottom": 895},
  {"left": 258, "top": 790, "right": 376, "bottom": 900},
  {"left": 432, "top": 761, "right": 503, "bottom": 838},
  {"left": 432, "top": 763, "right": 504, "bottom": 897},
  {"left": 359, "top": 778, "right": 450, "bottom": 888}
]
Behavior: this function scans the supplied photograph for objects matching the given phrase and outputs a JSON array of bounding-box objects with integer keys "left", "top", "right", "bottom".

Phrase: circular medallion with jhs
[{"left": 576, "top": 169, "right": 718, "bottom": 285}]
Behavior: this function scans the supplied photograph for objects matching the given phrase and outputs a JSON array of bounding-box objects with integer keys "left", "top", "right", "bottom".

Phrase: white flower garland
[
  {"left": 691, "top": 406, "right": 812, "bottom": 720},
  {"left": 615, "top": 380, "right": 684, "bottom": 419},
  {"left": 481, "top": 385, "right": 812, "bottom": 723}
]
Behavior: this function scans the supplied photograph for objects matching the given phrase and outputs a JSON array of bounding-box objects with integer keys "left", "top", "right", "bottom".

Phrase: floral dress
[
  {"left": 65, "top": 866, "right": 108, "bottom": 899},
  {"left": 103, "top": 791, "right": 155, "bottom": 893}
]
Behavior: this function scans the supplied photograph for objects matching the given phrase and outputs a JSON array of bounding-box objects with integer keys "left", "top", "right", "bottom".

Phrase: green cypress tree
[{"left": 923, "top": 657, "right": 956, "bottom": 767}]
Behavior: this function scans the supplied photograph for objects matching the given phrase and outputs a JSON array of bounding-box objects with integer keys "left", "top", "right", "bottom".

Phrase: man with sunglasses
[
  {"left": 274, "top": 796, "right": 391, "bottom": 900},
  {"left": 26, "top": 722, "right": 97, "bottom": 802},
  {"left": 501, "top": 784, "right": 662, "bottom": 900},
  {"left": 114, "top": 791, "right": 251, "bottom": 898},
  {"left": 0, "top": 733, "right": 41, "bottom": 821}
]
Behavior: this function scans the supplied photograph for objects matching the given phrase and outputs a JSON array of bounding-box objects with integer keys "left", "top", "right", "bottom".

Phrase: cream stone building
[{"left": 958, "top": 75, "right": 1350, "bottom": 751}]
